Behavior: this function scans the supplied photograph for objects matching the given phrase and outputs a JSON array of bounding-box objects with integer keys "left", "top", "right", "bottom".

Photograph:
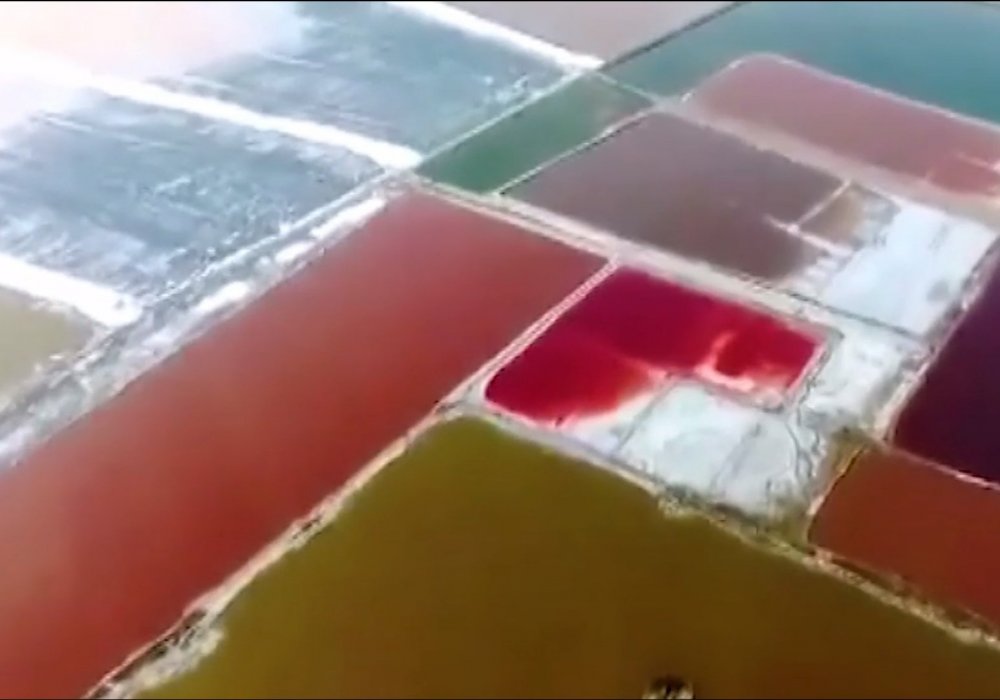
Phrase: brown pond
[
  {"left": 505, "top": 111, "right": 846, "bottom": 281},
  {"left": 131, "top": 418, "right": 1000, "bottom": 699}
]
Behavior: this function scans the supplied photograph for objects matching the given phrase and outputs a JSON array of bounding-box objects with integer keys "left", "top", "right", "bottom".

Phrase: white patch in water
[
  {"left": 193, "top": 280, "right": 253, "bottom": 315},
  {"left": 0, "top": 48, "right": 422, "bottom": 168},
  {"left": 386, "top": 1, "right": 602, "bottom": 70},
  {"left": 0, "top": 251, "right": 141, "bottom": 327},
  {"left": 787, "top": 197, "right": 995, "bottom": 336},
  {"left": 307, "top": 195, "right": 388, "bottom": 241},
  {"left": 273, "top": 241, "right": 314, "bottom": 266}
]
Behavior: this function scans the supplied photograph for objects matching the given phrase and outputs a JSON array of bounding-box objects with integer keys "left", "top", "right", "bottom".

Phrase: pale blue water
[{"left": 609, "top": 1, "right": 1000, "bottom": 125}]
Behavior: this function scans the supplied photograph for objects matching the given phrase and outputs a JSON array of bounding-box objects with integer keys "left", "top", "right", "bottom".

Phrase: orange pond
[
  {"left": 812, "top": 445, "right": 1000, "bottom": 630},
  {"left": 0, "top": 191, "right": 602, "bottom": 698},
  {"left": 123, "top": 418, "right": 1000, "bottom": 699}
]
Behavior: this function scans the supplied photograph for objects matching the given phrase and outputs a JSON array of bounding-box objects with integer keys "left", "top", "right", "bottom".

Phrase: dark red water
[
  {"left": 486, "top": 268, "right": 819, "bottom": 422},
  {"left": 690, "top": 55, "right": 1000, "bottom": 197},
  {"left": 894, "top": 264, "right": 1000, "bottom": 485},
  {"left": 0, "top": 191, "right": 602, "bottom": 699}
]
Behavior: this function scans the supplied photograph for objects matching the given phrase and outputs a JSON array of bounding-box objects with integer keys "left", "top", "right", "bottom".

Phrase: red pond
[{"left": 486, "top": 268, "right": 819, "bottom": 423}]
